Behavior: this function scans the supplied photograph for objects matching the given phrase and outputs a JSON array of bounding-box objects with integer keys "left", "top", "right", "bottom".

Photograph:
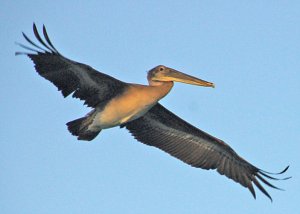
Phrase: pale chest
[{"left": 92, "top": 86, "right": 167, "bottom": 129}]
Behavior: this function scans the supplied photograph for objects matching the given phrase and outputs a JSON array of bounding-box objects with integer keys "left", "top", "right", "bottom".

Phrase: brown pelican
[{"left": 16, "top": 24, "right": 289, "bottom": 201}]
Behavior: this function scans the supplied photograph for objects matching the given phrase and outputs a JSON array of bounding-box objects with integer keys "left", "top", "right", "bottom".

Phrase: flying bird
[{"left": 16, "top": 24, "right": 289, "bottom": 201}]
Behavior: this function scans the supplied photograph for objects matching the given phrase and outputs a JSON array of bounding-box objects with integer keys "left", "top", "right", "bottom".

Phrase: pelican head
[{"left": 147, "top": 65, "right": 215, "bottom": 87}]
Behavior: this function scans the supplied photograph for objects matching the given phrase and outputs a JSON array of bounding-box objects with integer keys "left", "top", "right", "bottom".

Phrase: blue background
[{"left": 1, "top": 1, "right": 299, "bottom": 213}]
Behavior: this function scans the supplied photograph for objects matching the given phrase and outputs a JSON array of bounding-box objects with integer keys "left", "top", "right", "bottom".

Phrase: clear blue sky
[{"left": 1, "top": 1, "right": 299, "bottom": 213}]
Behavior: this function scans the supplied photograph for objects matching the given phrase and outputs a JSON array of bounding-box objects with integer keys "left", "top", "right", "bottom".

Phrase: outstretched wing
[
  {"left": 124, "top": 103, "right": 289, "bottom": 200},
  {"left": 16, "top": 23, "right": 128, "bottom": 108}
]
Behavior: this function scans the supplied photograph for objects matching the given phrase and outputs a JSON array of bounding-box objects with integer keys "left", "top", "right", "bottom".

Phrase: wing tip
[
  {"left": 16, "top": 23, "right": 60, "bottom": 56},
  {"left": 249, "top": 165, "right": 291, "bottom": 201}
]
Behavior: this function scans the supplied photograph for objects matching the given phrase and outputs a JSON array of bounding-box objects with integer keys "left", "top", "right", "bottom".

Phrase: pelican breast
[{"left": 92, "top": 83, "right": 173, "bottom": 129}]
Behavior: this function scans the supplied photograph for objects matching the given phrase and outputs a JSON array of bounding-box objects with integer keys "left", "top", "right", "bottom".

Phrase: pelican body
[
  {"left": 16, "top": 24, "right": 289, "bottom": 201},
  {"left": 75, "top": 66, "right": 213, "bottom": 140},
  {"left": 93, "top": 82, "right": 172, "bottom": 128}
]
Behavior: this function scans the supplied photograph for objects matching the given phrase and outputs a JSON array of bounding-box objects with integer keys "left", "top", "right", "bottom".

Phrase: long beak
[{"left": 159, "top": 69, "right": 215, "bottom": 88}]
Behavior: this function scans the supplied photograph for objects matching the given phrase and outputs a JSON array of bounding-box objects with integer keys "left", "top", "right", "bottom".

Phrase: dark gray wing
[
  {"left": 124, "top": 103, "right": 289, "bottom": 201},
  {"left": 16, "top": 23, "right": 128, "bottom": 107}
]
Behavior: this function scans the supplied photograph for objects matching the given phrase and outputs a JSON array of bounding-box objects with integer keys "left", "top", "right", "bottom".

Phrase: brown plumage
[{"left": 16, "top": 23, "right": 290, "bottom": 201}]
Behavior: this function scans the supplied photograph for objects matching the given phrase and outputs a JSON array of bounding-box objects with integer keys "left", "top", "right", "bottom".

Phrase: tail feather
[
  {"left": 66, "top": 115, "right": 101, "bottom": 141},
  {"left": 67, "top": 117, "right": 85, "bottom": 136}
]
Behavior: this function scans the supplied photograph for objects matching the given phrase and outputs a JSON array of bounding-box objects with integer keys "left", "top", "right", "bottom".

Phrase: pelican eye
[{"left": 159, "top": 67, "right": 164, "bottom": 71}]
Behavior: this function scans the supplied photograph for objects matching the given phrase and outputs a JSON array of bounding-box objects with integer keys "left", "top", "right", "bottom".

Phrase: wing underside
[
  {"left": 16, "top": 23, "right": 128, "bottom": 108},
  {"left": 124, "top": 103, "right": 289, "bottom": 200}
]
